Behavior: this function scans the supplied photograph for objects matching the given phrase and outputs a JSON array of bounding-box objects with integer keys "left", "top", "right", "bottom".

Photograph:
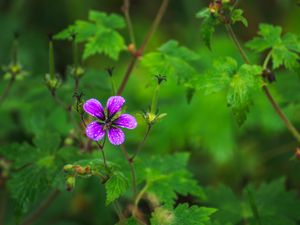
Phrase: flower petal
[
  {"left": 86, "top": 121, "right": 105, "bottom": 141},
  {"left": 106, "top": 96, "right": 125, "bottom": 117},
  {"left": 108, "top": 127, "right": 125, "bottom": 145},
  {"left": 113, "top": 114, "right": 137, "bottom": 129},
  {"left": 83, "top": 98, "right": 105, "bottom": 119}
]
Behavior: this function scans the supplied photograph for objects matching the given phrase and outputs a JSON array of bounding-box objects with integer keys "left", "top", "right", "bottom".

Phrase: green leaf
[
  {"left": 55, "top": 10, "right": 125, "bottom": 60},
  {"left": 205, "top": 185, "right": 243, "bottom": 225},
  {"left": 105, "top": 171, "right": 129, "bottom": 205},
  {"left": 198, "top": 57, "right": 238, "bottom": 95},
  {"left": 33, "top": 132, "right": 61, "bottom": 154},
  {"left": 142, "top": 40, "right": 200, "bottom": 84},
  {"left": 246, "top": 23, "right": 299, "bottom": 70},
  {"left": 83, "top": 29, "right": 125, "bottom": 60},
  {"left": 151, "top": 203, "right": 217, "bottom": 225},
  {"left": 136, "top": 153, "right": 205, "bottom": 207},
  {"left": 89, "top": 11, "right": 125, "bottom": 29},
  {"left": 231, "top": 9, "right": 248, "bottom": 27},
  {"left": 245, "top": 178, "right": 300, "bottom": 225},
  {"left": 227, "top": 64, "right": 263, "bottom": 125}
]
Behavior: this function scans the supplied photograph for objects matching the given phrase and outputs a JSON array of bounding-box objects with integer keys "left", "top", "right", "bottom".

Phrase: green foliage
[
  {"left": 151, "top": 203, "right": 216, "bottom": 225},
  {"left": 142, "top": 40, "right": 200, "bottom": 101},
  {"left": 135, "top": 152, "right": 205, "bottom": 207},
  {"left": 196, "top": 8, "right": 218, "bottom": 49},
  {"left": 0, "top": 132, "right": 75, "bottom": 216},
  {"left": 105, "top": 171, "right": 129, "bottom": 206},
  {"left": 246, "top": 24, "right": 300, "bottom": 70},
  {"left": 199, "top": 57, "right": 263, "bottom": 125},
  {"left": 231, "top": 9, "right": 248, "bottom": 27},
  {"left": 205, "top": 178, "right": 300, "bottom": 225},
  {"left": 54, "top": 10, "right": 126, "bottom": 60}
]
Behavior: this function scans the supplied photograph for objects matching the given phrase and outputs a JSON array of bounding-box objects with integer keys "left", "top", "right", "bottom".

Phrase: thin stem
[
  {"left": 122, "top": 0, "right": 136, "bottom": 46},
  {"left": 134, "top": 182, "right": 149, "bottom": 206},
  {"left": 20, "top": 189, "right": 60, "bottom": 225},
  {"left": 131, "top": 125, "right": 152, "bottom": 160},
  {"left": 80, "top": 114, "right": 87, "bottom": 128},
  {"left": 0, "top": 77, "right": 15, "bottom": 106},
  {"left": 263, "top": 86, "right": 300, "bottom": 143},
  {"left": 225, "top": 23, "right": 300, "bottom": 144},
  {"left": 262, "top": 50, "right": 272, "bottom": 69},
  {"left": 96, "top": 136, "right": 108, "bottom": 169},
  {"left": 0, "top": 189, "right": 7, "bottom": 225},
  {"left": 246, "top": 189, "right": 262, "bottom": 225},
  {"left": 113, "top": 201, "right": 124, "bottom": 221},
  {"left": 117, "top": 0, "right": 170, "bottom": 95},
  {"left": 225, "top": 24, "right": 250, "bottom": 64},
  {"left": 74, "top": 78, "right": 79, "bottom": 94},
  {"left": 120, "top": 145, "right": 137, "bottom": 196}
]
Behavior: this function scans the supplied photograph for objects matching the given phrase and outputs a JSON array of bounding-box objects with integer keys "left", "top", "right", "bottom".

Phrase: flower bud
[
  {"left": 127, "top": 43, "right": 136, "bottom": 54},
  {"left": 295, "top": 148, "right": 300, "bottom": 160},
  {"left": 66, "top": 175, "right": 76, "bottom": 191},
  {"left": 63, "top": 164, "right": 74, "bottom": 172}
]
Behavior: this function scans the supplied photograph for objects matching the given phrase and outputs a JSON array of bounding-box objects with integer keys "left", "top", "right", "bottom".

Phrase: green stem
[
  {"left": 225, "top": 23, "right": 300, "bottom": 144},
  {"left": 109, "top": 76, "right": 117, "bottom": 95},
  {"left": 151, "top": 84, "right": 160, "bottom": 114},
  {"left": 122, "top": 0, "right": 136, "bottom": 46},
  {"left": 0, "top": 77, "right": 15, "bottom": 106},
  {"left": 134, "top": 182, "right": 149, "bottom": 206},
  {"left": 49, "top": 40, "right": 55, "bottom": 79},
  {"left": 120, "top": 145, "right": 137, "bottom": 196},
  {"left": 131, "top": 125, "right": 152, "bottom": 161},
  {"left": 262, "top": 50, "right": 272, "bottom": 69}
]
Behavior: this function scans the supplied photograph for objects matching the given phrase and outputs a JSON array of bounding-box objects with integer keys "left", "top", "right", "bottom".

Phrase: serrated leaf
[
  {"left": 196, "top": 8, "right": 218, "bottom": 49},
  {"left": 227, "top": 64, "right": 263, "bottom": 125},
  {"left": 205, "top": 185, "right": 243, "bottom": 224},
  {"left": 89, "top": 11, "right": 125, "bottom": 29},
  {"left": 151, "top": 203, "right": 217, "bottom": 225},
  {"left": 231, "top": 9, "right": 248, "bottom": 27},
  {"left": 245, "top": 178, "right": 300, "bottom": 225},
  {"left": 55, "top": 10, "right": 125, "bottom": 60},
  {"left": 83, "top": 29, "right": 125, "bottom": 60},
  {"left": 246, "top": 23, "right": 299, "bottom": 70},
  {"left": 105, "top": 172, "right": 129, "bottom": 205},
  {"left": 198, "top": 57, "right": 238, "bottom": 95},
  {"left": 136, "top": 153, "right": 205, "bottom": 207},
  {"left": 142, "top": 40, "right": 200, "bottom": 84}
]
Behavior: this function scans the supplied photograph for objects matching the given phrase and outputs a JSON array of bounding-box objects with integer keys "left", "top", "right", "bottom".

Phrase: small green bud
[
  {"left": 63, "top": 164, "right": 74, "bottom": 172},
  {"left": 66, "top": 175, "right": 76, "bottom": 191},
  {"left": 45, "top": 73, "right": 61, "bottom": 94}
]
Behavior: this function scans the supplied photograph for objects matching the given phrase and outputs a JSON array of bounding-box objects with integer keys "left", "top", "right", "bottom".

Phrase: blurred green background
[{"left": 0, "top": 0, "right": 300, "bottom": 224}]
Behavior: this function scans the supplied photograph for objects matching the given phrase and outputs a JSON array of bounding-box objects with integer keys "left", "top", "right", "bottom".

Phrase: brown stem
[
  {"left": 117, "top": 0, "right": 170, "bottom": 95},
  {"left": 20, "top": 189, "right": 60, "bottom": 225},
  {"left": 120, "top": 145, "right": 137, "bottom": 196},
  {"left": 0, "top": 77, "right": 15, "bottom": 106},
  {"left": 225, "top": 23, "right": 300, "bottom": 144},
  {"left": 0, "top": 189, "right": 7, "bottom": 225},
  {"left": 122, "top": 0, "right": 136, "bottom": 46}
]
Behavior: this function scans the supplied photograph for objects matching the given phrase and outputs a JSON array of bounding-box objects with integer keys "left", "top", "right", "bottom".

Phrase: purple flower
[{"left": 83, "top": 96, "right": 137, "bottom": 145}]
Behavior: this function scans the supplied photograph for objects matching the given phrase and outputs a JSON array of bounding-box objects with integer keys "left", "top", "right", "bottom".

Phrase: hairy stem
[
  {"left": 0, "top": 77, "right": 15, "bottom": 106},
  {"left": 122, "top": 0, "right": 136, "bottom": 46},
  {"left": 225, "top": 23, "right": 300, "bottom": 144},
  {"left": 120, "top": 145, "right": 137, "bottom": 196},
  {"left": 117, "top": 0, "right": 170, "bottom": 95},
  {"left": 20, "top": 189, "right": 60, "bottom": 225},
  {"left": 131, "top": 125, "right": 152, "bottom": 161}
]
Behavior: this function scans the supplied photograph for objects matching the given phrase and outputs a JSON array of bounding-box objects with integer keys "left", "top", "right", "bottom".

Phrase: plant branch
[
  {"left": 117, "top": 0, "right": 170, "bottom": 95},
  {"left": 131, "top": 125, "right": 152, "bottom": 161},
  {"left": 225, "top": 23, "right": 300, "bottom": 144},
  {"left": 122, "top": 0, "right": 136, "bottom": 46},
  {"left": 0, "top": 77, "right": 15, "bottom": 106},
  {"left": 20, "top": 189, "right": 60, "bottom": 225},
  {"left": 120, "top": 145, "right": 137, "bottom": 196}
]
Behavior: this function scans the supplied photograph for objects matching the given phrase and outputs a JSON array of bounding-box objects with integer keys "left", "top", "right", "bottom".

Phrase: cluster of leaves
[
  {"left": 142, "top": 40, "right": 201, "bottom": 101},
  {"left": 205, "top": 178, "right": 300, "bottom": 225},
  {"left": 198, "top": 57, "right": 263, "bottom": 125},
  {"left": 54, "top": 10, "right": 126, "bottom": 60},
  {"left": 246, "top": 23, "right": 300, "bottom": 70},
  {"left": 0, "top": 132, "right": 77, "bottom": 218},
  {"left": 196, "top": 1, "right": 248, "bottom": 49}
]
